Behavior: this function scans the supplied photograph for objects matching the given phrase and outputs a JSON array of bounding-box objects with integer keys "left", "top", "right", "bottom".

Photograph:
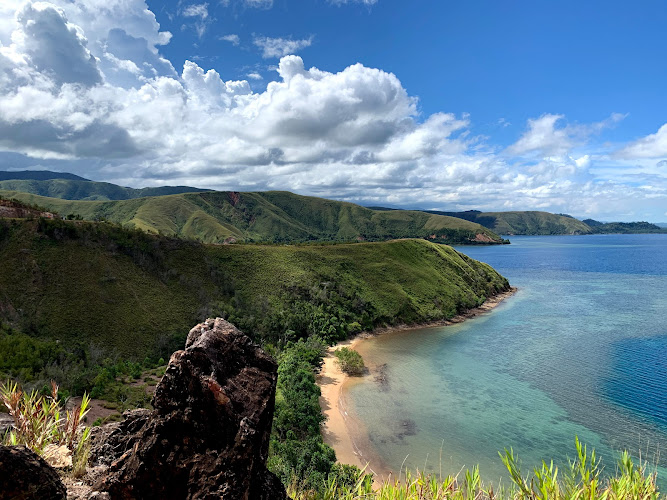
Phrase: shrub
[
  {"left": 334, "top": 347, "right": 365, "bottom": 376},
  {"left": 1, "top": 380, "right": 91, "bottom": 475}
]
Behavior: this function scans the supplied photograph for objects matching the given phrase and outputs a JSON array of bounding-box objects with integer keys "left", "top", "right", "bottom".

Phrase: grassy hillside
[
  {"left": 0, "top": 218, "right": 508, "bottom": 361},
  {"left": 583, "top": 219, "right": 667, "bottom": 234},
  {"left": 0, "top": 170, "right": 88, "bottom": 181},
  {"left": 417, "top": 210, "right": 593, "bottom": 235},
  {"left": 0, "top": 178, "right": 206, "bottom": 201},
  {"left": 0, "top": 189, "right": 506, "bottom": 244}
]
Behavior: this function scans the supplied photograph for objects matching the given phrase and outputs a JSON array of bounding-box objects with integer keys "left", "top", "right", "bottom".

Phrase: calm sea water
[{"left": 347, "top": 234, "right": 667, "bottom": 485}]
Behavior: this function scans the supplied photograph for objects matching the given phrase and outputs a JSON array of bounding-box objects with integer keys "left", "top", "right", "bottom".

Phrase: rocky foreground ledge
[{"left": 1, "top": 318, "right": 288, "bottom": 500}]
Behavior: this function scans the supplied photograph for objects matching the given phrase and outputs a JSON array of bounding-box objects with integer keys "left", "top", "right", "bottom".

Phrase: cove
[{"left": 347, "top": 234, "right": 667, "bottom": 485}]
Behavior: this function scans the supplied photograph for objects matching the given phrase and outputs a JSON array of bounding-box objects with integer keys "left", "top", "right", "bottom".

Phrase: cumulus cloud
[
  {"left": 507, "top": 113, "right": 624, "bottom": 157},
  {"left": 0, "top": 1, "right": 664, "bottom": 220},
  {"left": 253, "top": 36, "right": 313, "bottom": 58},
  {"left": 616, "top": 123, "right": 667, "bottom": 159}
]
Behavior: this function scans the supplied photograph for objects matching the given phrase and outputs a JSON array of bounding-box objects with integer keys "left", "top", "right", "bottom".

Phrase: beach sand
[{"left": 317, "top": 287, "right": 517, "bottom": 481}]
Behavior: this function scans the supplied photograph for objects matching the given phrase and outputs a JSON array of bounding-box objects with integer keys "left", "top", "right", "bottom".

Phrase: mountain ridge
[{"left": 0, "top": 188, "right": 506, "bottom": 245}]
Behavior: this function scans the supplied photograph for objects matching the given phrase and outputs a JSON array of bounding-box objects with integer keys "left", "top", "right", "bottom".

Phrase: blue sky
[
  {"left": 0, "top": 0, "right": 666, "bottom": 220},
  {"left": 153, "top": 0, "right": 667, "bottom": 145}
]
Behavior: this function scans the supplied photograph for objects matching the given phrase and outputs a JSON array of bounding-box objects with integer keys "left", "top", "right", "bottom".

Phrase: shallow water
[{"left": 347, "top": 234, "right": 667, "bottom": 485}]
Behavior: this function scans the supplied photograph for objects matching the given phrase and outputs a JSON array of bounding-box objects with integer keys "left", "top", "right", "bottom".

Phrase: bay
[{"left": 347, "top": 234, "right": 667, "bottom": 485}]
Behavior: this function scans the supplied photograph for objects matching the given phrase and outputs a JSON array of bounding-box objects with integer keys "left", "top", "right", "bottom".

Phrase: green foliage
[
  {"left": 0, "top": 219, "right": 508, "bottom": 367},
  {"left": 1, "top": 380, "right": 91, "bottom": 475},
  {"left": 269, "top": 338, "right": 339, "bottom": 493},
  {"left": 289, "top": 439, "right": 663, "bottom": 499},
  {"left": 334, "top": 347, "right": 365, "bottom": 375},
  {"left": 583, "top": 219, "right": 667, "bottom": 234}
]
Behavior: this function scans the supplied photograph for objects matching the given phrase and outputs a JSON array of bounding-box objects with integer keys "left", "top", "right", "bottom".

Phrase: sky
[{"left": 0, "top": 0, "right": 666, "bottom": 221}]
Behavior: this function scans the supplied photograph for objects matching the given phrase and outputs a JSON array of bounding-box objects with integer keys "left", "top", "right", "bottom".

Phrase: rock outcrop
[
  {"left": 99, "top": 318, "right": 287, "bottom": 500},
  {"left": 0, "top": 445, "right": 67, "bottom": 500}
]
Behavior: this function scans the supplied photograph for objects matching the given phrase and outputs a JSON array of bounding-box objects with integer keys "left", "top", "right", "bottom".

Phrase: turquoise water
[{"left": 347, "top": 234, "right": 667, "bottom": 485}]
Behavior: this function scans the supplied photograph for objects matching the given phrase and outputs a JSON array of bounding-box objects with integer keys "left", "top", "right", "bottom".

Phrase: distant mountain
[
  {"left": 655, "top": 223, "right": 667, "bottom": 229},
  {"left": 0, "top": 177, "right": 206, "bottom": 201},
  {"left": 0, "top": 189, "right": 506, "bottom": 245},
  {"left": 369, "top": 208, "right": 667, "bottom": 236},
  {"left": 582, "top": 220, "right": 667, "bottom": 234},
  {"left": 0, "top": 170, "right": 89, "bottom": 181},
  {"left": 420, "top": 210, "right": 593, "bottom": 235}
]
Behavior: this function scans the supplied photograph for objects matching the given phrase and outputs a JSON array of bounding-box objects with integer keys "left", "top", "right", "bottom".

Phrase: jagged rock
[
  {"left": 89, "top": 409, "right": 150, "bottom": 467},
  {"left": 99, "top": 318, "right": 287, "bottom": 500},
  {"left": 0, "top": 413, "right": 12, "bottom": 438},
  {"left": 0, "top": 445, "right": 67, "bottom": 500},
  {"left": 43, "top": 444, "right": 72, "bottom": 469}
]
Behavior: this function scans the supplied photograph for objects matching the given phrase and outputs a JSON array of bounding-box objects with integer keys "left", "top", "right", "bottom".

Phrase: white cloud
[
  {"left": 181, "top": 4, "right": 209, "bottom": 19},
  {"left": 329, "top": 0, "right": 378, "bottom": 5},
  {"left": 507, "top": 113, "right": 625, "bottom": 157},
  {"left": 246, "top": 72, "right": 262, "bottom": 80},
  {"left": 616, "top": 123, "right": 667, "bottom": 159},
  {"left": 220, "top": 34, "right": 240, "bottom": 46},
  {"left": 253, "top": 36, "right": 313, "bottom": 58},
  {"left": 180, "top": 3, "right": 210, "bottom": 39},
  {"left": 219, "top": 0, "right": 273, "bottom": 8},
  {"left": 0, "top": 1, "right": 664, "bottom": 220},
  {"left": 11, "top": 2, "right": 102, "bottom": 87},
  {"left": 507, "top": 114, "right": 573, "bottom": 156},
  {"left": 244, "top": 0, "right": 273, "bottom": 7}
]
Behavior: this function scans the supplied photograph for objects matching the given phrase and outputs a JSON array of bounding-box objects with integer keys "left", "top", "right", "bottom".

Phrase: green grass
[
  {"left": 0, "top": 218, "right": 508, "bottom": 365},
  {"left": 0, "top": 178, "right": 205, "bottom": 201},
  {"left": 289, "top": 438, "right": 663, "bottom": 499},
  {"left": 0, "top": 188, "right": 505, "bottom": 245},
  {"left": 421, "top": 210, "right": 593, "bottom": 235}
]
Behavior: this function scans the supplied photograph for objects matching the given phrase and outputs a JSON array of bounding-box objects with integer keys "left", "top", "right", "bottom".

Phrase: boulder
[
  {"left": 0, "top": 445, "right": 66, "bottom": 500},
  {"left": 99, "top": 318, "right": 287, "bottom": 500},
  {"left": 89, "top": 409, "right": 151, "bottom": 467}
]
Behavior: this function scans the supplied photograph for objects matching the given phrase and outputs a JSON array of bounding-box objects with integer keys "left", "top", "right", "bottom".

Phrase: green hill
[
  {"left": 0, "top": 189, "right": 506, "bottom": 245},
  {"left": 0, "top": 170, "right": 89, "bottom": 181},
  {"left": 582, "top": 219, "right": 667, "bottom": 234},
  {"left": 0, "top": 178, "right": 206, "bottom": 201},
  {"left": 0, "top": 217, "right": 509, "bottom": 367},
  {"left": 420, "top": 210, "right": 592, "bottom": 235}
]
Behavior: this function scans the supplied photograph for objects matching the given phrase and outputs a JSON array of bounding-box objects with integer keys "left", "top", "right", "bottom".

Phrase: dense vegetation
[
  {"left": 0, "top": 187, "right": 505, "bottom": 245},
  {"left": 0, "top": 217, "right": 508, "bottom": 387},
  {"left": 289, "top": 439, "right": 664, "bottom": 499},
  {"left": 0, "top": 170, "right": 88, "bottom": 182},
  {"left": 334, "top": 347, "right": 365, "bottom": 375},
  {"left": 582, "top": 219, "right": 667, "bottom": 234},
  {"left": 1, "top": 201, "right": 663, "bottom": 497},
  {"left": 419, "top": 210, "right": 594, "bottom": 235},
  {"left": 374, "top": 208, "right": 667, "bottom": 236},
  {"left": 0, "top": 178, "right": 206, "bottom": 201}
]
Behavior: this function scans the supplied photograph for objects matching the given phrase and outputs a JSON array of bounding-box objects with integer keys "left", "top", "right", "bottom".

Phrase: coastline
[{"left": 317, "top": 287, "right": 517, "bottom": 481}]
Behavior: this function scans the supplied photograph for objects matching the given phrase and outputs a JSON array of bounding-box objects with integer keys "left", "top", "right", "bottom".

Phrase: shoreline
[{"left": 316, "top": 287, "right": 518, "bottom": 481}]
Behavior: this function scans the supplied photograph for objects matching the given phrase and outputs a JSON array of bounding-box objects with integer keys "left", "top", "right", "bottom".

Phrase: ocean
[{"left": 346, "top": 234, "right": 667, "bottom": 485}]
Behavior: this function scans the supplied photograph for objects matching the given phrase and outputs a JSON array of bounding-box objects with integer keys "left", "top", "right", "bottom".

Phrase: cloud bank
[{"left": 0, "top": 0, "right": 665, "bottom": 220}]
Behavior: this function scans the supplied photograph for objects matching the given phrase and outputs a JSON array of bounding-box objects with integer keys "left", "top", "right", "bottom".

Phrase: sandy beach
[{"left": 317, "top": 287, "right": 517, "bottom": 480}]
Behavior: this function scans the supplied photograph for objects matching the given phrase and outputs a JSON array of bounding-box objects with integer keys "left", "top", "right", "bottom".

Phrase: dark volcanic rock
[
  {"left": 0, "top": 413, "right": 13, "bottom": 438},
  {"left": 99, "top": 318, "right": 287, "bottom": 500},
  {"left": 0, "top": 445, "right": 67, "bottom": 500},
  {"left": 89, "top": 409, "right": 151, "bottom": 467}
]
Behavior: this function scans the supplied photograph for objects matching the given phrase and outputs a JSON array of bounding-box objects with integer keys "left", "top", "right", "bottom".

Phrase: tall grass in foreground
[
  {"left": 290, "top": 438, "right": 662, "bottom": 499},
  {"left": 1, "top": 380, "right": 91, "bottom": 476}
]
